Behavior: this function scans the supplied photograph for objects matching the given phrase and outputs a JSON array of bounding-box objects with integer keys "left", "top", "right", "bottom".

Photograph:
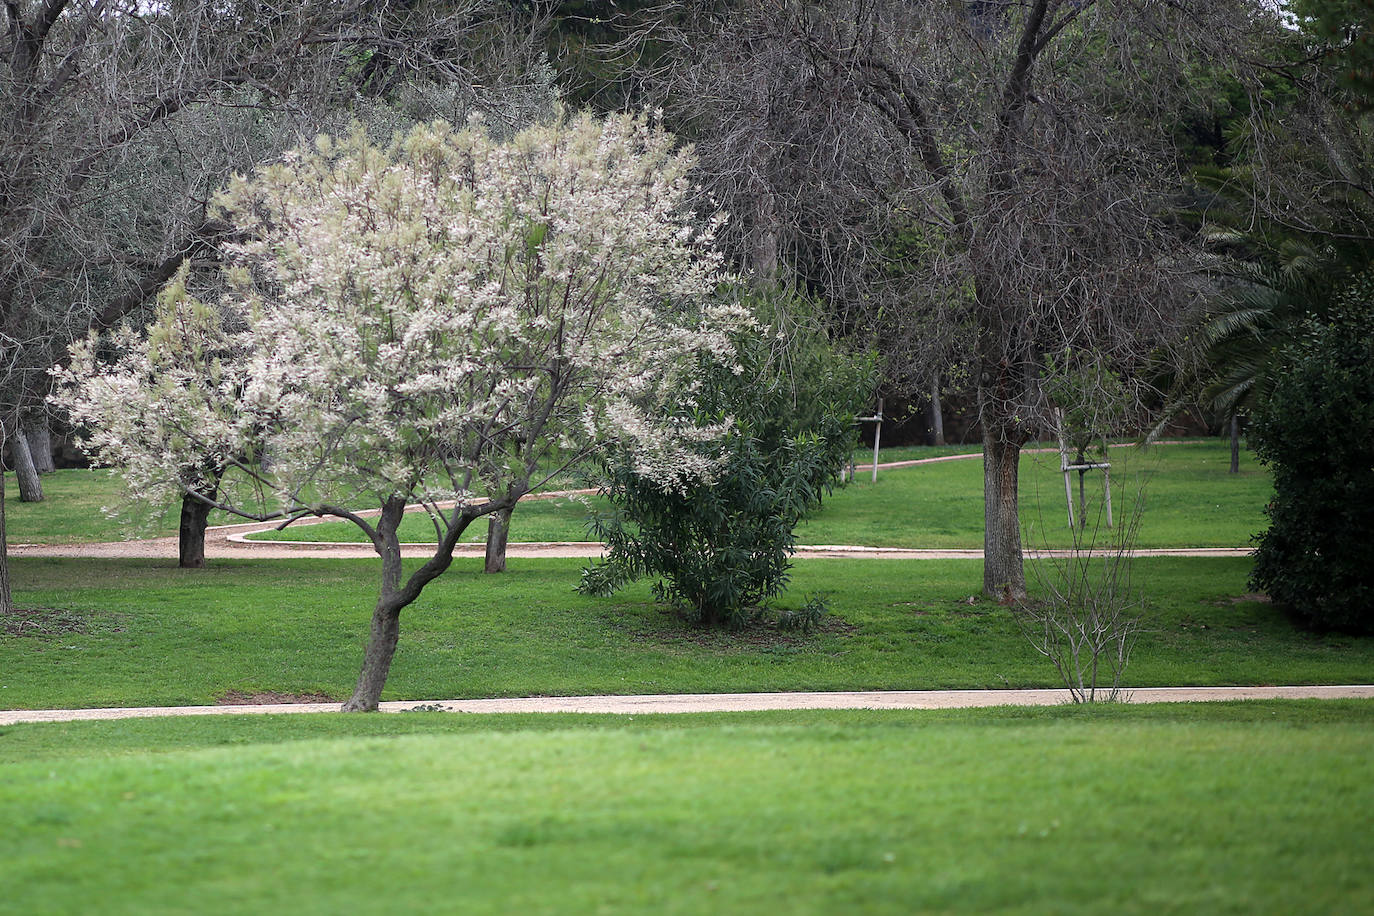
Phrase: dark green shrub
[
  {"left": 579, "top": 289, "right": 873, "bottom": 629},
  {"left": 1248, "top": 289, "right": 1374, "bottom": 634}
]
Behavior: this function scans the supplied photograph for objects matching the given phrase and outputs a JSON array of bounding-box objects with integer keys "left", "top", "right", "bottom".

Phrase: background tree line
[{"left": 5, "top": 0, "right": 1372, "bottom": 652}]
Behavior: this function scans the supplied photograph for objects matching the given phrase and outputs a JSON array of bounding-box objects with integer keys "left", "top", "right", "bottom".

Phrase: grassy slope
[
  {"left": 1, "top": 703, "right": 1371, "bottom": 915},
  {"left": 5, "top": 556, "right": 1371, "bottom": 709},
  {"left": 243, "top": 440, "right": 1269, "bottom": 548}
]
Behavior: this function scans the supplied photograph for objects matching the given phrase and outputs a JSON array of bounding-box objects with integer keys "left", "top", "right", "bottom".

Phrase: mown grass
[
  {"left": 244, "top": 439, "right": 1268, "bottom": 549},
  {"left": 3, "top": 469, "right": 161, "bottom": 545},
  {"left": 3, "top": 555, "right": 1369, "bottom": 710},
  {"left": 1, "top": 703, "right": 1370, "bottom": 915}
]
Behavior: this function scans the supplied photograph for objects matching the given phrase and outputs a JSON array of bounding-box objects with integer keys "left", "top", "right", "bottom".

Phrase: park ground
[{"left": 2, "top": 439, "right": 1371, "bottom": 913}]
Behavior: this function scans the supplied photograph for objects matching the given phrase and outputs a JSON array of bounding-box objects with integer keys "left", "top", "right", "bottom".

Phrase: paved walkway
[{"left": 3, "top": 686, "right": 1370, "bottom": 725}]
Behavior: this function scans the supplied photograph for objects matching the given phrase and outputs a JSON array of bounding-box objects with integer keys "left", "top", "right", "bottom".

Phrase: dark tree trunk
[
  {"left": 982, "top": 430, "right": 1027, "bottom": 600},
  {"left": 11, "top": 431, "right": 43, "bottom": 503},
  {"left": 484, "top": 505, "right": 512, "bottom": 573},
  {"left": 25, "top": 423, "right": 54, "bottom": 474},
  {"left": 178, "top": 494, "right": 214, "bottom": 569},
  {"left": 344, "top": 589, "right": 406, "bottom": 712},
  {"left": 928, "top": 377, "right": 946, "bottom": 446},
  {"left": 343, "top": 497, "right": 413, "bottom": 712},
  {"left": 341, "top": 494, "right": 493, "bottom": 711},
  {"left": 1229, "top": 413, "right": 1240, "bottom": 475},
  {"left": 0, "top": 428, "right": 10, "bottom": 615}
]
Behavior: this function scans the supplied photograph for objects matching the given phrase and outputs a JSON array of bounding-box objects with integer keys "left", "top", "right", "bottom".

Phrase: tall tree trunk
[
  {"left": 178, "top": 494, "right": 214, "bottom": 569},
  {"left": 747, "top": 189, "right": 780, "bottom": 284},
  {"left": 1229, "top": 413, "right": 1240, "bottom": 475},
  {"left": 343, "top": 498, "right": 411, "bottom": 712},
  {"left": 484, "top": 505, "right": 512, "bottom": 573},
  {"left": 0, "top": 426, "right": 11, "bottom": 615},
  {"left": 929, "top": 376, "right": 946, "bottom": 446},
  {"left": 25, "top": 422, "right": 54, "bottom": 473},
  {"left": 10, "top": 431, "right": 43, "bottom": 503},
  {"left": 982, "top": 430, "right": 1027, "bottom": 600}
]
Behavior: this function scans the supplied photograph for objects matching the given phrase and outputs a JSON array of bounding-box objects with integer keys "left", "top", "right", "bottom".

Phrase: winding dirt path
[{"left": 11, "top": 443, "right": 1246, "bottom": 561}]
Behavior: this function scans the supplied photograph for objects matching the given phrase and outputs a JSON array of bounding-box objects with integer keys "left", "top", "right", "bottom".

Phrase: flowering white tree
[{"left": 54, "top": 112, "right": 744, "bottom": 711}]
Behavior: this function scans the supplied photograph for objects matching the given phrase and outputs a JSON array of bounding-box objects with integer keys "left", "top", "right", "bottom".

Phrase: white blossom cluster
[{"left": 53, "top": 112, "right": 746, "bottom": 519}]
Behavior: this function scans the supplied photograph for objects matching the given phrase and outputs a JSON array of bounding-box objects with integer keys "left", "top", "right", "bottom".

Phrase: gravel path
[{"left": 2, "top": 685, "right": 1370, "bottom": 725}]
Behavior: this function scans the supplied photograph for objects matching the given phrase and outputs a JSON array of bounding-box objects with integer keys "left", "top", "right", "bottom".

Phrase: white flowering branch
[{"left": 54, "top": 111, "right": 743, "bottom": 710}]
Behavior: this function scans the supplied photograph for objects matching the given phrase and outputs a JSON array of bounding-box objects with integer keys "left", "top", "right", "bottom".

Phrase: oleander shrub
[{"left": 580, "top": 289, "right": 873, "bottom": 629}]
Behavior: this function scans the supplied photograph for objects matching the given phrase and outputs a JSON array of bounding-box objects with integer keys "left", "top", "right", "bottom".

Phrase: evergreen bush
[
  {"left": 1248, "top": 287, "right": 1374, "bottom": 634},
  {"left": 579, "top": 289, "right": 873, "bottom": 629}
]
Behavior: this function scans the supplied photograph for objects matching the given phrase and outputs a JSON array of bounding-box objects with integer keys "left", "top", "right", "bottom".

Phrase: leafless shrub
[{"left": 1016, "top": 459, "right": 1149, "bottom": 704}]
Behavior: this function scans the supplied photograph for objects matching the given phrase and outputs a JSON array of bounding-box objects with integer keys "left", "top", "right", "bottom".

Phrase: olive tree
[{"left": 55, "top": 112, "right": 744, "bottom": 710}]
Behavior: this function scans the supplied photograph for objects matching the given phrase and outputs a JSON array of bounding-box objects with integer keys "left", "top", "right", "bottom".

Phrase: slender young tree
[{"left": 56, "top": 113, "right": 744, "bottom": 710}]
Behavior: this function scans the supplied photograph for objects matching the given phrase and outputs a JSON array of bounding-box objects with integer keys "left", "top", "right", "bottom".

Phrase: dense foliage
[
  {"left": 581, "top": 291, "right": 872, "bottom": 629},
  {"left": 1249, "top": 284, "right": 1374, "bottom": 634}
]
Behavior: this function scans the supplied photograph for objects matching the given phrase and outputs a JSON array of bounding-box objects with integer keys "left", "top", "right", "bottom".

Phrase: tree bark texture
[
  {"left": 1229, "top": 414, "right": 1240, "bottom": 474},
  {"left": 25, "top": 423, "right": 54, "bottom": 474},
  {"left": 484, "top": 505, "right": 512, "bottom": 573},
  {"left": 982, "top": 431, "right": 1027, "bottom": 600},
  {"left": 341, "top": 495, "right": 495, "bottom": 710},
  {"left": 178, "top": 494, "right": 214, "bottom": 569},
  {"left": 343, "top": 498, "right": 411, "bottom": 711},
  {"left": 929, "top": 377, "right": 946, "bottom": 446},
  {"left": 344, "top": 589, "right": 406, "bottom": 712},
  {"left": 0, "top": 427, "right": 10, "bottom": 615},
  {"left": 10, "top": 431, "right": 43, "bottom": 503}
]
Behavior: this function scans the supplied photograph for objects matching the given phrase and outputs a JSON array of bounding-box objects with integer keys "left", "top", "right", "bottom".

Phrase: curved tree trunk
[
  {"left": 343, "top": 590, "right": 406, "bottom": 712},
  {"left": 484, "top": 505, "right": 512, "bottom": 573},
  {"left": 26, "top": 423, "right": 54, "bottom": 474},
  {"left": 178, "top": 494, "right": 214, "bottom": 569},
  {"left": 11, "top": 431, "right": 43, "bottom": 503},
  {"left": 344, "top": 497, "right": 413, "bottom": 712},
  {"left": 982, "top": 430, "right": 1026, "bottom": 600},
  {"left": 342, "top": 494, "right": 500, "bottom": 711}
]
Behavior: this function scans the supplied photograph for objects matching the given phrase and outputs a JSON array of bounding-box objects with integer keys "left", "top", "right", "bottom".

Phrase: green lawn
[
  {"left": 4, "top": 555, "right": 1369, "bottom": 709},
  {"left": 244, "top": 439, "right": 1269, "bottom": 549},
  {"left": 2, "top": 469, "right": 166, "bottom": 545},
  {"left": 1, "top": 703, "right": 1370, "bottom": 915}
]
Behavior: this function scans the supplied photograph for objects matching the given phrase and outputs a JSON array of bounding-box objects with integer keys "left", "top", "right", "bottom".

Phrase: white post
[
  {"left": 1104, "top": 466, "right": 1113, "bottom": 529},
  {"left": 1063, "top": 468, "right": 1076, "bottom": 529}
]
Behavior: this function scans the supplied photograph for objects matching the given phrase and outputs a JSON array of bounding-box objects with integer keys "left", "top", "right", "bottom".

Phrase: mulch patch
[
  {"left": 215, "top": 690, "right": 337, "bottom": 705},
  {"left": 2, "top": 606, "right": 124, "bottom": 638}
]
